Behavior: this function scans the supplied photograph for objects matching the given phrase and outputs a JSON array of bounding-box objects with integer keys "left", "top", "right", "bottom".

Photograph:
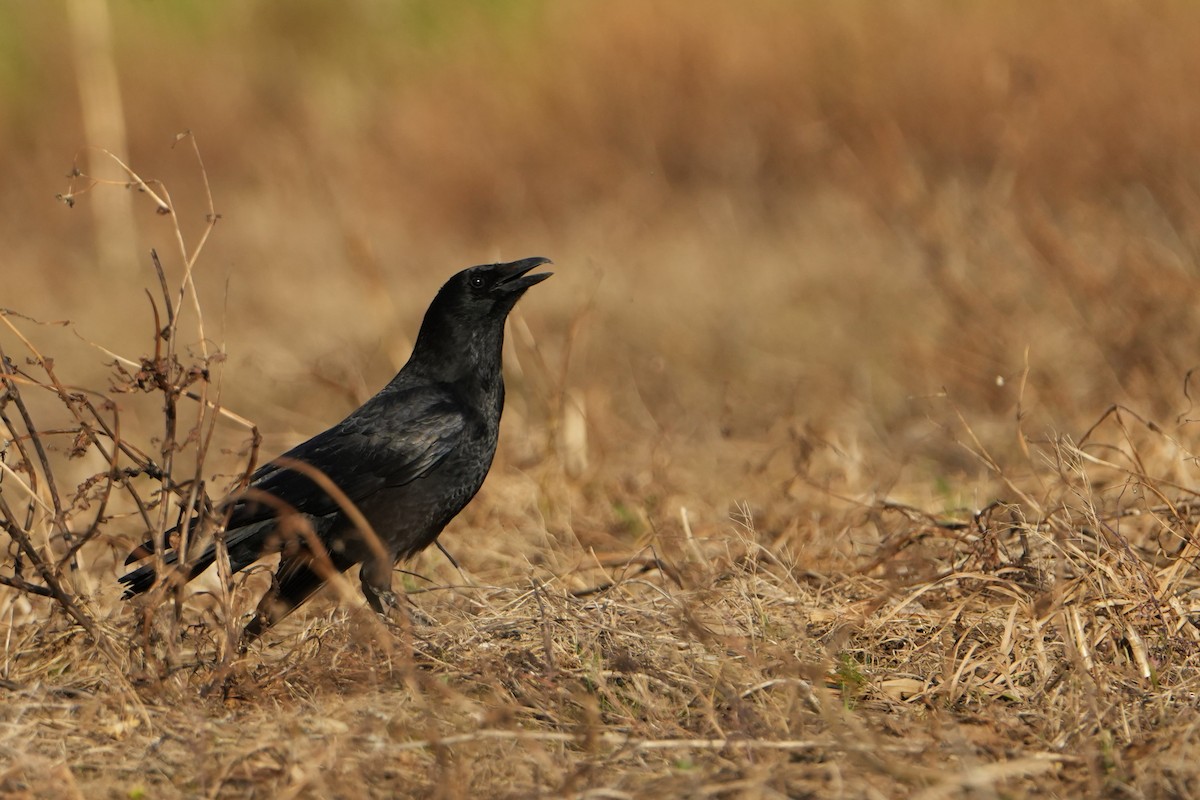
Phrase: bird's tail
[
  {"left": 118, "top": 519, "right": 278, "bottom": 598},
  {"left": 117, "top": 548, "right": 212, "bottom": 598}
]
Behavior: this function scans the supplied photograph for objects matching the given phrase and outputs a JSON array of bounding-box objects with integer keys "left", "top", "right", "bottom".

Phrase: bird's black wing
[
  {"left": 122, "top": 383, "right": 466, "bottom": 570},
  {"left": 228, "top": 383, "right": 468, "bottom": 526}
]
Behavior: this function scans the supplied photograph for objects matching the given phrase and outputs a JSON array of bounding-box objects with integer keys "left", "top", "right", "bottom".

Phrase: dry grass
[{"left": 5, "top": 1, "right": 1200, "bottom": 797}]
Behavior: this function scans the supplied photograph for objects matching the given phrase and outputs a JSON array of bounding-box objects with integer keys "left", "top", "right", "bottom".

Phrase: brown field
[{"left": 4, "top": 1, "right": 1200, "bottom": 797}]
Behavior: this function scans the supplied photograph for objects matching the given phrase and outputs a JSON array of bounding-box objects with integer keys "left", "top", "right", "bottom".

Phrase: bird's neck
[{"left": 406, "top": 320, "right": 507, "bottom": 391}]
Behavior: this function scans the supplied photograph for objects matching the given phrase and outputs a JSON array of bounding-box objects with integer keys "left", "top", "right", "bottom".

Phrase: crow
[{"left": 120, "top": 256, "right": 552, "bottom": 638}]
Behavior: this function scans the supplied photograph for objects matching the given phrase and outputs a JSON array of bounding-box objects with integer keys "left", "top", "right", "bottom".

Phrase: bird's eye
[{"left": 470, "top": 275, "right": 485, "bottom": 288}]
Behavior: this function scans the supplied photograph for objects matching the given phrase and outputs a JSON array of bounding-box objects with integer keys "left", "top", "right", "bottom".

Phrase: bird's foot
[{"left": 373, "top": 589, "right": 436, "bottom": 629}]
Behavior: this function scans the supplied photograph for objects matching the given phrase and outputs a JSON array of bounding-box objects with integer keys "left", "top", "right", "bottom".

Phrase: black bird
[{"left": 120, "top": 257, "right": 552, "bottom": 638}]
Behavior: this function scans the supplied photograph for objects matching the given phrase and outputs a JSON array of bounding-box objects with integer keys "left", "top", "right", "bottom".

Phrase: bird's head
[
  {"left": 466, "top": 256, "right": 553, "bottom": 306},
  {"left": 410, "top": 257, "right": 553, "bottom": 374},
  {"left": 432, "top": 257, "right": 553, "bottom": 325}
]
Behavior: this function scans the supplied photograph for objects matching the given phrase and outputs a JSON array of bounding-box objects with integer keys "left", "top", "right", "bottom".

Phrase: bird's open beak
[{"left": 496, "top": 257, "right": 554, "bottom": 292}]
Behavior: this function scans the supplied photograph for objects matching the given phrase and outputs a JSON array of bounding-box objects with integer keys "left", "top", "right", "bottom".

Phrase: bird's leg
[
  {"left": 241, "top": 549, "right": 348, "bottom": 646},
  {"left": 241, "top": 606, "right": 273, "bottom": 646},
  {"left": 360, "top": 557, "right": 436, "bottom": 627},
  {"left": 240, "top": 567, "right": 311, "bottom": 646},
  {"left": 435, "top": 539, "right": 462, "bottom": 572},
  {"left": 359, "top": 556, "right": 395, "bottom": 615}
]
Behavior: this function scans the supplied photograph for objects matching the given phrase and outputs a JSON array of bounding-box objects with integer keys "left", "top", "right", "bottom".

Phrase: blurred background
[{"left": 4, "top": 0, "right": 1200, "bottom": 561}]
